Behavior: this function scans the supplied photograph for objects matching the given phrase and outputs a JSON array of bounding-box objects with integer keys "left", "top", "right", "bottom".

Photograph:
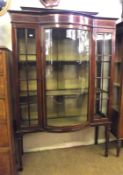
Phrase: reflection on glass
[
  {"left": 45, "top": 28, "right": 90, "bottom": 127},
  {"left": 95, "top": 33, "right": 112, "bottom": 117},
  {"left": 17, "top": 28, "right": 36, "bottom": 61}
]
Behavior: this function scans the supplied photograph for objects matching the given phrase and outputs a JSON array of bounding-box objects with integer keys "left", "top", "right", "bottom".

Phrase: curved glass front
[{"left": 44, "top": 28, "right": 90, "bottom": 127}]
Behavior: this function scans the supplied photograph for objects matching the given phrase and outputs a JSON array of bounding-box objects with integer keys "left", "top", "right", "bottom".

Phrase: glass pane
[
  {"left": 19, "top": 63, "right": 37, "bottom": 80},
  {"left": 17, "top": 29, "right": 26, "bottom": 55},
  {"left": 113, "top": 87, "right": 120, "bottom": 111},
  {"left": 20, "top": 80, "right": 37, "bottom": 92},
  {"left": 104, "top": 34, "right": 112, "bottom": 55},
  {"left": 20, "top": 96, "right": 38, "bottom": 127},
  {"left": 44, "top": 28, "right": 90, "bottom": 127},
  {"left": 20, "top": 80, "right": 27, "bottom": 91},
  {"left": 19, "top": 92, "right": 38, "bottom": 127},
  {"left": 101, "top": 99, "right": 108, "bottom": 115},
  {"left": 30, "top": 96, "right": 38, "bottom": 125},
  {"left": 58, "top": 63, "right": 89, "bottom": 90},
  {"left": 28, "top": 80, "right": 37, "bottom": 91},
  {"left": 95, "top": 78, "right": 102, "bottom": 90},
  {"left": 96, "top": 33, "right": 112, "bottom": 60},
  {"left": 46, "top": 64, "right": 57, "bottom": 90},
  {"left": 114, "top": 63, "right": 121, "bottom": 84},
  {"left": 103, "top": 79, "right": 109, "bottom": 91},
  {"left": 28, "top": 64, "right": 37, "bottom": 79},
  {"left": 20, "top": 104, "right": 29, "bottom": 127},
  {"left": 96, "top": 61, "right": 103, "bottom": 77},
  {"left": 95, "top": 91, "right": 108, "bottom": 116},
  {"left": 19, "top": 63, "right": 27, "bottom": 80},
  {"left": 96, "top": 34, "right": 104, "bottom": 55},
  {"left": 45, "top": 29, "right": 57, "bottom": 61},
  {"left": 103, "top": 62, "right": 110, "bottom": 77},
  {"left": 47, "top": 94, "right": 88, "bottom": 126},
  {"left": 45, "top": 29, "right": 89, "bottom": 62}
]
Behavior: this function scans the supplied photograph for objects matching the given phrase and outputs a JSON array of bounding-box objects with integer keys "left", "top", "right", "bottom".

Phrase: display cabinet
[
  {"left": 111, "top": 21, "right": 123, "bottom": 156},
  {"left": 9, "top": 7, "right": 117, "bottom": 157},
  {"left": 0, "top": 48, "right": 16, "bottom": 175}
]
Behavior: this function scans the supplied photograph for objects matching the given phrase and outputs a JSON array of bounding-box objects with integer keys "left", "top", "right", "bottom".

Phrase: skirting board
[{"left": 24, "top": 138, "right": 115, "bottom": 153}]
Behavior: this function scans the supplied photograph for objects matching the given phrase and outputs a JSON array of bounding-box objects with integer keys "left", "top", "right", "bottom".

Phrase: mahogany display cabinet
[
  {"left": 111, "top": 21, "right": 123, "bottom": 156},
  {"left": 9, "top": 7, "right": 117, "bottom": 161}
]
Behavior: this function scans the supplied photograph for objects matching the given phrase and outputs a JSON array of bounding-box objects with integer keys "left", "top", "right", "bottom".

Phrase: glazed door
[
  {"left": 93, "top": 29, "right": 115, "bottom": 123},
  {"left": 43, "top": 28, "right": 90, "bottom": 131},
  {"left": 15, "top": 26, "right": 42, "bottom": 131}
]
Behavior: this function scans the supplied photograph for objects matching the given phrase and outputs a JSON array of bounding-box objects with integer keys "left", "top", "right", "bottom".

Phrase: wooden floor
[{"left": 18, "top": 142, "right": 123, "bottom": 175}]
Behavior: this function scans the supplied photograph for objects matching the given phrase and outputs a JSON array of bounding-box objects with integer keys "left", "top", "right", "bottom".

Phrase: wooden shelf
[
  {"left": 46, "top": 60, "right": 89, "bottom": 63},
  {"left": 47, "top": 114, "right": 87, "bottom": 119},
  {"left": 113, "top": 82, "right": 120, "bottom": 87},
  {"left": 112, "top": 105, "right": 119, "bottom": 112},
  {"left": 18, "top": 54, "right": 37, "bottom": 62},
  {"left": 46, "top": 89, "right": 88, "bottom": 96},
  {"left": 115, "top": 60, "right": 122, "bottom": 63},
  {"left": 20, "top": 90, "right": 37, "bottom": 97}
]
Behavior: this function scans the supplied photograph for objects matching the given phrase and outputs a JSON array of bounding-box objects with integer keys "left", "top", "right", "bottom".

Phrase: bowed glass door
[{"left": 44, "top": 28, "right": 90, "bottom": 128}]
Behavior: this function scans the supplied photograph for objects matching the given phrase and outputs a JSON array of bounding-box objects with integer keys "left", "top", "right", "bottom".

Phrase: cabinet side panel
[{"left": 0, "top": 48, "right": 16, "bottom": 175}]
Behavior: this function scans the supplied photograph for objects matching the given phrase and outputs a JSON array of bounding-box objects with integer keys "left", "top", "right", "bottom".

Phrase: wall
[{"left": 0, "top": 0, "right": 121, "bottom": 152}]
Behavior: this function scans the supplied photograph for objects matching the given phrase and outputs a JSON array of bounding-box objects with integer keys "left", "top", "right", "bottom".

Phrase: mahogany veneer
[{"left": 0, "top": 48, "right": 16, "bottom": 175}]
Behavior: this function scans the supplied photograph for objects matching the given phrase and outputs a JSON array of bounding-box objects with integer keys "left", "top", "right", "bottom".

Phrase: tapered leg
[
  {"left": 20, "top": 135, "right": 24, "bottom": 155},
  {"left": 95, "top": 125, "right": 99, "bottom": 145},
  {"left": 116, "top": 140, "right": 121, "bottom": 157},
  {"left": 105, "top": 125, "right": 110, "bottom": 157},
  {"left": 16, "top": 134, "right": 23, "bottom": 171}
]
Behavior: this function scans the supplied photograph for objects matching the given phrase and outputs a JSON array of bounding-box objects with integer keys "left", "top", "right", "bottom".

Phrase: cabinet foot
[
  {"left": 16, "top": 134, "right": 23, "bottom": 171},
  {"left": 95, "top": 126, "right": 99, "bottom": 145},
  {"left": 116, "top": 140, "right": 121, "bottom": 157},
  {"left": 104, "top": 125, "right": 110, "bottom": 157}
]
